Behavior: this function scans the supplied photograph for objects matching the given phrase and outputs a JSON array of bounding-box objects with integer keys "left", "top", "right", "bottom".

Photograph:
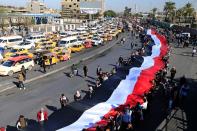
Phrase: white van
[
  {"left": 0, "top": 35, "right": 23, "bottom": 49},
  {"left": 58, "top": 36, "right": 79, "bottom": 47},
  {"left": 26, "top": 34, "right": 45, "bottom": 43}
]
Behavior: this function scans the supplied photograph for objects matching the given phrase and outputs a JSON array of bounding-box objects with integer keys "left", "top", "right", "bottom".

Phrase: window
[
  {"left": 24, "top": 58, "right": 32, "bottom": 62},
  {"left": 59, "top": 41, "right": 68, "bottom": 45},
  {"left": 3, "top": 60, "right": 15, "bottom": 67},
  {"left": 70, "top": 39, "right": 77, "bottom": 43},
  {"left": 8, "top": 38, "right": 22, "bottom": 42},
  {"left": 18, "top": 60, "right": 25, "bottom": 64},
  {"left": 10, "top": 49, "right": 18, "bottom": 53},
  {"left": 0, "top": 39, "right": 5, "bottom": 43}
]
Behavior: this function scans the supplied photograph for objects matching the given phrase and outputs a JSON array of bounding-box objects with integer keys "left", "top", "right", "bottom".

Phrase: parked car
[
  {"left": 12, "top": 41, "right": 35, "bottom": 50},
  {"left": 83, "top": 40, "right": 92, "bottom": 48},
  {"left": 0, "top": 35, "right": 23, "bottom": 49},
  {"left": 69, "top": 44, "right": 85, "bottom": 53},
  {"left": 0, "top": 56, "right": 34, "bottom": 76},
  {"left": 43, "top": 53, "right": 60, "bottom": 65},
  {"left": 4, "top": 48, "right": 28, "bottom": 59},
  {"left": 92, "top": 37, "right": 103, "bottom": 46}
]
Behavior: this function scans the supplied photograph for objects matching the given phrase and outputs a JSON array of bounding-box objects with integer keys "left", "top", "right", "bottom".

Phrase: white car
[
  {"left": 92, "top": 37, "right": 103, "bottom": 46},
  {"left": 26, "top": 34, "right": 45, "bottom": 44},
  {"left": 0, "top": 56, "right": 34, "bottom": 76},
  {"left": 12, "top": 41, "right": 35, "bottom": 50},
  {"left": 0, "top": 35, "right": 23, "bottom": 49}
]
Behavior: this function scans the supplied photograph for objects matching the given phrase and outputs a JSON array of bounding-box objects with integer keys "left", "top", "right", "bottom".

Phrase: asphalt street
[
  {"left": 0, "top": 34, "right": 123, "bottom": 90},
  {"left": 0, "top": 33, "right": 141, "bottom": 131}
]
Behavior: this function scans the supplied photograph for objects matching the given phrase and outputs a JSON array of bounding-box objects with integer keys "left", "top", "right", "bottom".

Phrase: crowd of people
[{"left": 0, "top": 21, "right": 193, "bottom": 131}]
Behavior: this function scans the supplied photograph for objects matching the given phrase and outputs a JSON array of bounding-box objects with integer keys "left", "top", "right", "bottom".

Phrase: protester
[
  {"left": 48, "top": 57, "right": 52, "bottom": 69},
  {"left": 0, "top": 127, "right": 6, "bottom": 131},
  {"left": 18, "top": 71, "right": 25, "bottom": 90},
  {"left": 16, "top": 115, "right": 28, "bottom": 131},
  {"left": 42, "top": 58, "right": 46, "bottom": 73},
  {"left": 60, "top": 94, "right": 69, "bottom": 108},
  {"left": 179, "top": 82, "right": 190, "bottom": 106},
  {"left": 88, "top": 86, "right": 93, "bottom": 99},
  {"left": 37, "top": 108, "right": 48, "bottom": 126},
  {"left": 180, "top": 75, "right": 186, "bottom": 86},
  {"left": 125, "top": 123, "right": 135, "bottom": 131},
  {"left": 118, "top": 56, "right": 123, "bottom": 66},
  {"left": 111, "top": 67, "right": 117, "bottom": 75},
  {"left": 170, "top": 67, "right": 176, "bottom": 81},
  {"left": 121, "top": 107, "right": 133, "bottom": 130},
  {"left": 192, "top": 47, "right": 196, "bottom": 57},
  {"left": 83, "top": 65, "right": 88, "bottom": 78},
  {"left": 21, "top": 66, "right": 26, "bottom": 81},
  {"left": 135, "top": 102, "right": 144, "bottom": 121},
  {"left": 96, "top": 65, "right": 102, "bottom": 76},
  {"left": 95, "top": 79, "right": 101, "bottom": 88},
  {"left": 74, "top": 90, "right": 81, "bottom": 101},
  {"left": 71, "top": 64, "right": 78, "bottom": 76},
  {"left": 115, "top": 112, "right": 122, "bottom": 130},
  {"left": 123, "top": 37, "right": 126, "bottom": 44},
  {"left": 130, "top": 42, "right": 134, "bottom": 49}
]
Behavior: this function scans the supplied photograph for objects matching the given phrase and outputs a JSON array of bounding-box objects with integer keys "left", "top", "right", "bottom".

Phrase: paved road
[
  {"left": 0, "top": 34, "right": 124, "bottom": 91},
  {"left": 0, "top": 33, "right": 141, "bottom": 130},
  {"left": 134, "top": 45, "right": 197, "bottom": 131}
]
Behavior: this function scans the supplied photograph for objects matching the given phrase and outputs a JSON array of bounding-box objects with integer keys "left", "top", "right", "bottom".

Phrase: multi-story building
[
  {"left": 61, "top": 0, "right": 104, "bottom": 19},
  {"left": 26, "top": 0, "right": 46, "bottom": 14}
]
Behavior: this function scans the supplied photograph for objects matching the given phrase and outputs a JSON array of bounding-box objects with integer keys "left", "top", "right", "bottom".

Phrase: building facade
[
  {"left": 26, "top": 0, "right": 46, "bottom": 13},
  {"left": 61, "top": 0, "right": 104, "bottom": 19}
]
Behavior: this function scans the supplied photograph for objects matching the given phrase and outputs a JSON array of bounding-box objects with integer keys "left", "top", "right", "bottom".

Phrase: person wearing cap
[{"left": 37, "top": 108, "right": 48, "bottom": 126}]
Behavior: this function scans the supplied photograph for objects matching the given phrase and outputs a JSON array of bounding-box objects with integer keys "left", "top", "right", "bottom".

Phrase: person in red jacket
[
  {"left": 0, "top": 127, "right": 6, "bottom": 131},
  {"left": 37, "top": 108, "right": 48, "bottom": 126}
]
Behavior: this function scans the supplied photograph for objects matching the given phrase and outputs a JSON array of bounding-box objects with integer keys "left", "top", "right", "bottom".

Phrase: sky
[{"left": 0, "top": 0, "right": 197, "bottom": 12}]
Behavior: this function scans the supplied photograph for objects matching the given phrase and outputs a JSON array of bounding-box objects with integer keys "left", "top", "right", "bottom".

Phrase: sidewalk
[
  {"left": 135, "top": 45, "right": 197, "bottom": 131},
  {"left": 0, "top": 33, "right": 126, "bottom": 93}
]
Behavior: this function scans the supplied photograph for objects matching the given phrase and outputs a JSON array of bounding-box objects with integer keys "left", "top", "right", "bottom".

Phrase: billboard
[{"left": 80, "top": 1, "right": 102, "bottom": 14}]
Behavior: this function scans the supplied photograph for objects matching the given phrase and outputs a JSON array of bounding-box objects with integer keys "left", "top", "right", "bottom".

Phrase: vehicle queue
[{"left": 0, "top": 19, "right": 123, "bottom": 76}]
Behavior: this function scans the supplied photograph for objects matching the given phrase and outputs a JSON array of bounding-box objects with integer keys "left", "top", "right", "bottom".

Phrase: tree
[
  {"left": 149, "top": 8, "right": 157, "bottom": 19},
  {"left": 176, "top": 8, "right": 184, "bottom": 25},
  {"left": 164, "top": 1, "right": 176, "bottom": 22},
  {"left": 0, "top": 7, "right": 7, "bottom": 14},
  {"left": 182, "top": 2, "right": 195, "bottom": 24},
  {"left": 104, "top": 10, "right": 117, "bottom": 17},
  {"left": 124, "top": 6, "right": 131, "bottom": 17}
]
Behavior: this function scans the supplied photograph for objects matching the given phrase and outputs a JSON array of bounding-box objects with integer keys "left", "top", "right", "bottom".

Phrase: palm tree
[
  {"left": 152, "top": 8, "right": 157, "bottom": 19},
  {"left": 182, "top": 2, "right": 195, "bottom": 24},
  {"left": 176, "top": 8, "right": 184, "bottom": 25},
  {"left": 124, "top": 6, "right": 131, "bottom": 17},
  {"left": 163, "top": 1, "right": 176, "bottom": 22}
]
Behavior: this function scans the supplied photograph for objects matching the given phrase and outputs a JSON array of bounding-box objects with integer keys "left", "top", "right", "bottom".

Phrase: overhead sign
[
  {"left": 80, "top": 8, "right": 101, "bottom": 14},
  {"left": 80, "top": 1, "right": 102, "bottom": 15}
]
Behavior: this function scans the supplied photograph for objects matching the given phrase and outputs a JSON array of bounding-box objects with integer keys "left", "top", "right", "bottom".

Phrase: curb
[{"left": 0, "top": 35, "right": 125, "bottom": 93}]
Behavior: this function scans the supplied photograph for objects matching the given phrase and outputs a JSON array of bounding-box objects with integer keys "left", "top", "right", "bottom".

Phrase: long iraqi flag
[{"left": 57, "top": 29, "right": 168, "bottom": 131}]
